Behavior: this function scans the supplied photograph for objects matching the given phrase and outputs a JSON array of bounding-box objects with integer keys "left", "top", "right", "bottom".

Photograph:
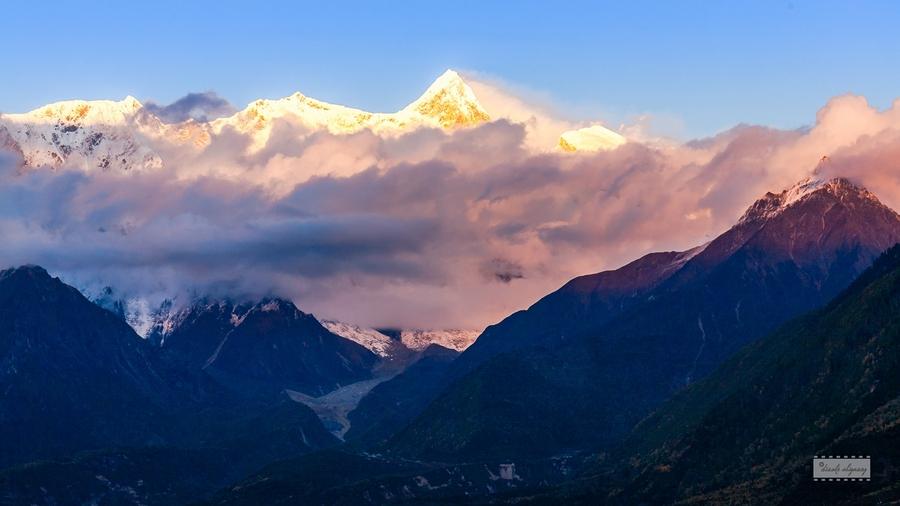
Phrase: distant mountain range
[{"left": 0, "top": 70, "right": 625, "bottom": 173}]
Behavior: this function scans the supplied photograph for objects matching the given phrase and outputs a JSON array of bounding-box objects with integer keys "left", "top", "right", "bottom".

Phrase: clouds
[
  {"left": 144, "top": 91, "right": 237, "bottom": 123},
  {"left": 4, "top": 91, "right": 900, "bottom": 330}
]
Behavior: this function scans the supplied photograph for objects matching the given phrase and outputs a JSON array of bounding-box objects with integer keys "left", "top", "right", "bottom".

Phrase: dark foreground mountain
[
  {"left": 0, "top": 265, "right": 180, "bottom": 468},
  {"left": 0, "top": 267, "right": 339, "bottom": 504},
  {"left": 153, "top": 298, "right": 378, "bottom": 397},
  {"left": 386, "top": 177, "right": 900, "bottom": 461},
  {"left": 564, "top": 244, "right": 900, "bottom": 505}
]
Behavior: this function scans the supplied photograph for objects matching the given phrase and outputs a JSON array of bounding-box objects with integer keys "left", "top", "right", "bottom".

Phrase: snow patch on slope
[
  {"left": 739, "top": 175, "right": 877, "bottom": 225},
  {"left": 322, "top": 320, "right": 481, "bottom": 355},
  {"left": 321, "top": 321, "right": 396, "bottom": 358},
  {"left": 400, "top": 329, "right": 480, "bottom": 352}
]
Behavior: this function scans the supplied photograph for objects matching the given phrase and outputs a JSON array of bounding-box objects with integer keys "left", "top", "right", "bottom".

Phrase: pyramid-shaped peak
[
  {"left": 416, "top": 70, "right": 477, "bottom": 100},
  {"left": 781, "top": 176, "right": 867, "bottom": 205},
  {"left": 740, "top": 175, "right": 880, "bottom": 225},
  {"left": 430, "top": 69, "right": 466, "bottom": 87},
  {"left": 404, "top": 69, "right": 489, "bottom": 128}
]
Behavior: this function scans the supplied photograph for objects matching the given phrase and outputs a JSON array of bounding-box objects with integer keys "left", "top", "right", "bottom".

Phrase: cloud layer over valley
[{"left": 3, "top": 78, "right": 900, "bottom": 330}]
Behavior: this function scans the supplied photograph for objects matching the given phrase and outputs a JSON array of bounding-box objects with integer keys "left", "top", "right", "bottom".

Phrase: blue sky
[{"left": 3, "top": 0, "right": 899, "bottom": 138}]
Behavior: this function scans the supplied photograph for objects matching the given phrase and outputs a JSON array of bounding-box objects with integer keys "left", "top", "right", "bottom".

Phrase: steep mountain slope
[
  {"left": 0, "top": 97, "right": 208, "bottom": 172},
  {"left": 344, "top": 344, "right": 459, "bottom": 445},
  {"left": 149, "top": 299, "right": 253, "bottom": 367},
  {"left": 452, "top": 246, "right": 705, "bottom": 378},
  {"left": 0, "top": 265, "right": 178, "bottom": 467},
  {"left": 155, "top": 298, "right": 378, "bottom": 397},
  {"left": 583, "top": 244, "right": 900, "bottom": 505},
  {"left": 343, "top": 248, "right": 705, "bottom": 452},
  {"left": 320, "top": 320, "right": 404, "bottom": 359},
  {"left": 387, "top": 177, "right": 900, "bottom": 462},
  {"left": 399, "top": 69, "right": 490, "bottom": 128}
]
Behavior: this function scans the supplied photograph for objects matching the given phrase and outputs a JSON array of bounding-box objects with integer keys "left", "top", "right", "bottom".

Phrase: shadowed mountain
[
  {"left": 342, "top": 248, "right": 705, "bottom": 450},
  {"left": 153, "top": 298, "right": 378, "bottom": 397},
  {"left": 451, "top": 247, "right": 703, "bottom": 379},
  {"left": 0, "top": 267, "right": 339, "bottom": 503},
  {"left": 0, "top": 265, "right": 182, "bottom": 468},
  {"left": 572, "top": 244, "right": 900, "bottom": 505},
  {"left": 386, "top": 177, "right": 900, "bottom": 462},
  {"left": 344, "top": 344, "right": 459, "bottom": 445}
]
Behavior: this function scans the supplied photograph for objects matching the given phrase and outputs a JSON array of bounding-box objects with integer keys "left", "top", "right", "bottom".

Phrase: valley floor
[{"left": 287, "top": 371, "right": 399, "bottom": 439}]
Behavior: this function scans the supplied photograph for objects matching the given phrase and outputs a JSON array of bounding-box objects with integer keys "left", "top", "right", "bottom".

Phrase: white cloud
[{"left": 3, "top": 92, "right": 900, "bottom": 330}]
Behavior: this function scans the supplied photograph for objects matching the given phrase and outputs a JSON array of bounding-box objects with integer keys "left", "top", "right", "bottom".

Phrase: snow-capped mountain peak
[
  {"left": 320, "top": 320, "right": 396, "bottom": 358},
  {"left": 4, "top": 96, "right": 143, "bottom": 126},
  {"left": 401, "top": 69, "right": 490, "bottom": 128},
  {"left": 212, "top": 69, "right": 490, "bottom": 152},
  {"left": 400, "top": 328, "right": 480, "bottom": 352},
  {"left": 320, "top": 319, "right": 481, "bottom": 358},
  {"left": 0, "top": 70, "right": 627, "bottom": 170},
  {"left": 0, "top": 95, "right": 167, "bottom": 172},
  {"left": 211, "top": 90, "right": 376, "bottom": 150},
  {"left": 558, "top": 124, "right": 626, "bottom": 152},
  {"left": 739, "top": 175, "right": 879, "bottom": 225}
]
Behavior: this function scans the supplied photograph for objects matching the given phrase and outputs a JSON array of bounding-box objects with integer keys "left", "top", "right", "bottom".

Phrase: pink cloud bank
[{"left": 2, "top": 93, "right": 900, "bottom": 329}]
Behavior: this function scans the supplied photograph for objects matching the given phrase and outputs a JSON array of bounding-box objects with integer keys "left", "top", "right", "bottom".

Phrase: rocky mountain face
[
  {"left": 152, "top": 298, "right": 378, "bottom": 397},
  {"left": 0, "top": 97, "right": 209, "bottom": 172},
  {"left": 385, "top": 177, "right": 900, "bottom": 462},
  {"left": 583, "top": 244, "right": 900, "bottom": 505},
  {"left": 149, "top": 299, "right": 252, "bottom": 366},
  {"left": 205, "top": 299, "right": 377, "bottom": 396}
]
